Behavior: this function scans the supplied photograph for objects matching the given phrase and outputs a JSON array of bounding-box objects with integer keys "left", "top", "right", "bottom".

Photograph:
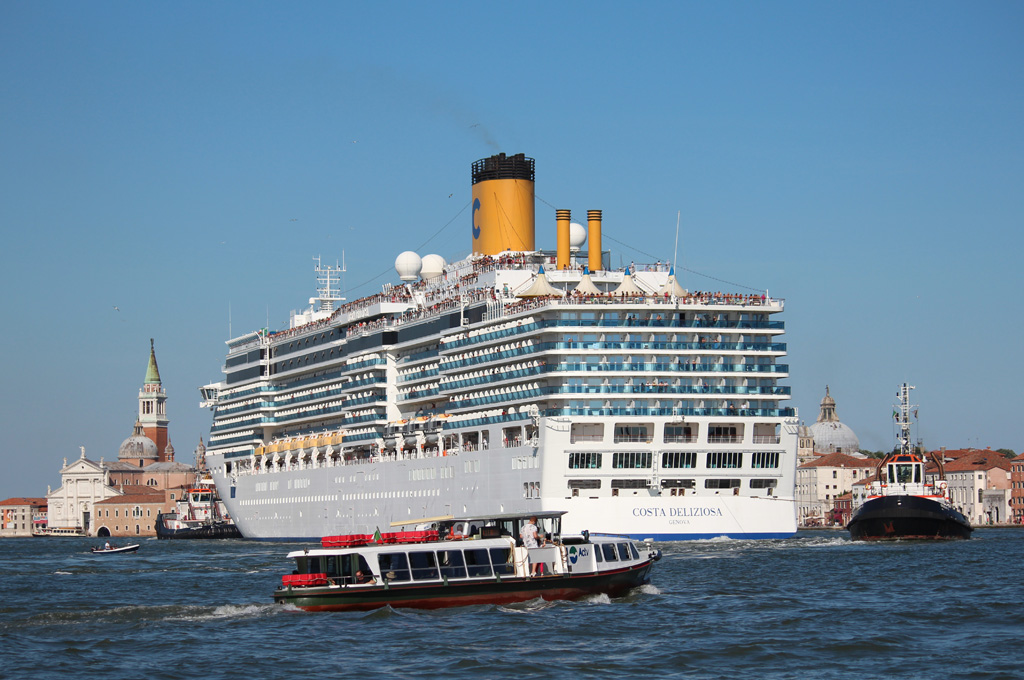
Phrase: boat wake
[
  {"left": 19, "top": 602, "right": 285, "bottom": 628},
  {"left": 170, "top": 603, "right": 283, "bottom": 622}
]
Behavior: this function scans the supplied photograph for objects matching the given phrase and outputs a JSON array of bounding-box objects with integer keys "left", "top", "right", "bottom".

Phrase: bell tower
[{"left": 139, "top": 338, "right": 170, "bottom": 459}]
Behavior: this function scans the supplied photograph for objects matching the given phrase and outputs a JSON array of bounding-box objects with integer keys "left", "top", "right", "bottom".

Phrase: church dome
[
  {"left": 808, "top": 420, "right": 861, "bottom": 455},
  {"left": 808, "top": 386, "right": 860, "bottom": 454},
  {"left": 119, "top": 420, "right": 158, "bottom": 460}
]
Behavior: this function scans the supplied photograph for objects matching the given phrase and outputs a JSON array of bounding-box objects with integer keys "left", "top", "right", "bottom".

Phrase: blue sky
[{"left": 1, "top": 2, "right": 1021, "bottom": 500}]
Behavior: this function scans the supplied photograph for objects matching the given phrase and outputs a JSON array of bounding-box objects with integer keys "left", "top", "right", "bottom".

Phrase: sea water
[{"left": 1, "top": 529, "right": 1020, "bottom": 680}]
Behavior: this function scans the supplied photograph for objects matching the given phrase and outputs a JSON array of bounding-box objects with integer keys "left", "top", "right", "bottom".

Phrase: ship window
[
  {"left": 752, "top": 452, "right": 780, "bottom": 469},
  {"left": 612, "top": 451, "right": 652, "bottom": 469},
  {"left": 663, "top": 428, "right": 696, "bottom": 444},
  {"left": 749, "top": 479, "right": 778, "bottom": 489},
  {"left": 629, "top": 543, "right": 640, "bottom": 560},
  {"left": 895, "top": 464, "right": 914, "bottom": 484},
  {"left": 437, "top": 550, "right": 467, "bottom": 579},
  {"left": 601, "top": 543, "right": 618, "bottom": 561},
  {"left": 662, "top": 451, "right": 696, "bottom": 468},
  {"left": 706, "top": 451, "right": 743, "bottom": 469},
  {"left": 489, "top": 548, "right": 515, "bottom": 576},
  {"left": 568, "top": 479, "right": 601, "bottom": 489},
  {"left": 464, "top": 548, "right": 492, "bottom": 577},
  {"left": 614, "top": 425, "right": 650, "bottom": 443},
  {"left": 408, "top": 551, "right": 439, "bottom": 580},
  {"left": 660, "top": 478, "right": 695, "bottom": 489},
  {"left": 611, "top": 479, "right": 650, "bottom": 489},
  {"left": 378, "top": 553, "right": 411, "bottom": 582},
  {"left": 568, "top": 452, "right": 602, "bottom": 469},
  {"left": 705, "top": 478, "right": 741, "bottom": 489}
]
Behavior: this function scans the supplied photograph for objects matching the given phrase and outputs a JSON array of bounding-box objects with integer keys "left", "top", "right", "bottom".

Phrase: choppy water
[{"left": 1, "top": 529, "right": 1021, "bottom": 679}]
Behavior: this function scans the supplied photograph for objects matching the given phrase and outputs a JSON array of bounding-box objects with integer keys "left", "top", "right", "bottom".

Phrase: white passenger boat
[
  {"left": 273, "top": 511, "right": 660, "bottom": 611},
  {"left": 201, "top": 153, "right": 799, "bottom": 541}
]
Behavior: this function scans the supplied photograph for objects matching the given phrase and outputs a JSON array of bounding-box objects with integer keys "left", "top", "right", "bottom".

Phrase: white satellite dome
[
  {"left": 420, "top": 254, "right": 446, "bottom": 280},
  {"left": 569, "top": 222, "right": 587, "bottom": 249},
  {"left": 394, "top": 251, "right": 422, "bottom": 282}
]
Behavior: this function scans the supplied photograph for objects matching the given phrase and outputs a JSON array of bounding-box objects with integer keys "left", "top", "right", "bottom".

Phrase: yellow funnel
[{"left": 471, "top": 153, "right": 535, "bottom": 255}]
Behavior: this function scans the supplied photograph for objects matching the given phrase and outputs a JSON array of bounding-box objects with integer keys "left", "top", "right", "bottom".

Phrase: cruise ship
[{"left": 200, "top": 153, "right": 798, "bottom": 541}]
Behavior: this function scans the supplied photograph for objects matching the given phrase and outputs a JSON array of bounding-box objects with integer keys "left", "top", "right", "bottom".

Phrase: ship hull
[
  {"left": 847, "top": 495, "right": 972, "bottom": 541},
  {"left": 154, "top": 514, "right": 242, "bottom": 540},
  {"left": 209, "top": 443, "right": 797, "bottom": 542},
  {"left": 274, "top": 562, "right": 654, "bottom": 611}
]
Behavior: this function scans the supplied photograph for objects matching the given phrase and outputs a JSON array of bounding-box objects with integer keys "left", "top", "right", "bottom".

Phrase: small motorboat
[
  {"left": 274, "top": 511, "right": 661, "bottom": 612},
  {"left": 90, "top": 543, "right": 140, "bottom": 554}
]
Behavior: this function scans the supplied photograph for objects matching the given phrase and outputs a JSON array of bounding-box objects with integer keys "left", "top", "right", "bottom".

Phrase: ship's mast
[
  {"left": 895, "top": 383, "right": 916, "bottom": 456},
  {"left": 313, "top": 255, "right": 346, "bottom": 313}
]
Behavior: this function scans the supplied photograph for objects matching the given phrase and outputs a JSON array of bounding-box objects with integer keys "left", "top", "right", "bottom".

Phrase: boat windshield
[{"left": 891, "top": 464, "right": 920, "bottom": 484}]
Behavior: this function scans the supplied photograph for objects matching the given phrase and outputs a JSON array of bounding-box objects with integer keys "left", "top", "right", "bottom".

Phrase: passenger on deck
[
  {"left": 520, "top": 516, "right": 545, "bottom": 576},
  {"left": 355, "top": 570, "right": 376, "bottom": 584}
]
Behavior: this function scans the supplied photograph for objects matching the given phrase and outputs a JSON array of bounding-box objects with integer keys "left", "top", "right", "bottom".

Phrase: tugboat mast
[{"left": 895, "top": 383, "right": 916, "bottom": 456}]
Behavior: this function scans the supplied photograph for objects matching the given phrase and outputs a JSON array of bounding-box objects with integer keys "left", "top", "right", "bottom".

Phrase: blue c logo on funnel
[{"left": 472, "top": 198, "right": 481, "bottom": 239}]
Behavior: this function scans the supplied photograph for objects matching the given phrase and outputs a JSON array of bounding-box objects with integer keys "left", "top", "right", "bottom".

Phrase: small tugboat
[
  {"left": 155, "top": 485, "right": 241, "bottom": 539},
  {"left": 90, "top": 543, "right": 140, "bottom": 554},
  {"left": 273, "top": 511, "right": 661, "bottom": 611},
  {"left": 847, "top": 383, "right": 972, "bottom": 541}
]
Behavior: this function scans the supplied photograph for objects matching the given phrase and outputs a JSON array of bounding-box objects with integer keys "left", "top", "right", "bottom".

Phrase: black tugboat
[
  {"left": 155, "top": 485, "right": 242, "bottom": 539},
  {"left": 847, "top": 383, "right": 972, "bottom": 541}
]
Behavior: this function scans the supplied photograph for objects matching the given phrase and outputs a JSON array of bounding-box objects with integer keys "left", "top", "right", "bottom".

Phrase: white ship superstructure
[{"left": 201, "top": 154, "right": 798, "bottom": 540}]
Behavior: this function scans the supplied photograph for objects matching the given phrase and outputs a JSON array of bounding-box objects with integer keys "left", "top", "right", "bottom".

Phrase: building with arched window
[{"left": 46, "top": 340, "right": 194, "bottom": 537}]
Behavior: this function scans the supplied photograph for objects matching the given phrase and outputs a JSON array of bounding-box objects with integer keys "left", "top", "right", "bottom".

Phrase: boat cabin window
[
  {"left": 464, "top": 548, "right": 493, "bottom": 577},
  {"left": 892, "top": 464, "right": 917, "bottom": 484},
  {"left": 601, "top": 544, "right": 619, "bottom": 561},
  {"left": 300, "top": 556, "right": 323, "bottom": 574},
  {"left": 628, "top": 543, "right": 640, "bottom": 560},
  {"left": 408, "top": 551, "right": 439, "bottom": 581},
  {"left": 378, "top": 553, "right": 411, "bottom": 582},
  {"left": 489, "top": 547, "right": 515, "bottom": 576},
  {"left": 437, "top": 549, "right": 467, "bottom": 579},
  {"left": 617, "top": 543, "right": 631, "bottom": 561}
]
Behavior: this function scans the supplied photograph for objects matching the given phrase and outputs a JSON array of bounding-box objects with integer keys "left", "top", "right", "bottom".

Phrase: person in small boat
[
  {"left": 104, "top": 541, "right": 111, "bottom": 550},
  {"left": 520, "top": 516, "right": 546, "bottom": 576},
  {"left": 355, "top": 570, "right": 376, "bottom": 584}
]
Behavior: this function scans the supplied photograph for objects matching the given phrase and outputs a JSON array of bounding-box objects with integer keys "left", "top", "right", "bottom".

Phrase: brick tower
[{"left": 139, "top": 338, "right": 170, "bottom": 460}]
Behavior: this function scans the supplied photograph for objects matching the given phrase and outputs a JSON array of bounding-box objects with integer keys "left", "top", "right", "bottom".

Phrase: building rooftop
[
  {"left": 95, "top": 491, "right": 165, "bottom": 505},
  {"left": 0, "top": 497, "right": 48, "bottom": 507},
  {"left": 944, "top": 451, "right": 1013, "bottom": 473}
]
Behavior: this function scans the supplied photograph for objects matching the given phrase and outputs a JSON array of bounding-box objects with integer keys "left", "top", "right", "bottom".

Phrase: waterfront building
[
  {"left": 45, "top": 449, "right": 120, "bottom": 534},
  {"left": 0, "top": 498, "right": 47, "bottom": 537},
  {"left": 796, "top": 452, "right": 875, "bottom": 526},
  {"left": 943, "top": 450, "right": 1012, "bottom": 525},
  {"left": 1011, "top": 452, "right": 1024, "bottom": 524},
  {"left": 45, "top": 340, "right": 194, "bottom": 537}
]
